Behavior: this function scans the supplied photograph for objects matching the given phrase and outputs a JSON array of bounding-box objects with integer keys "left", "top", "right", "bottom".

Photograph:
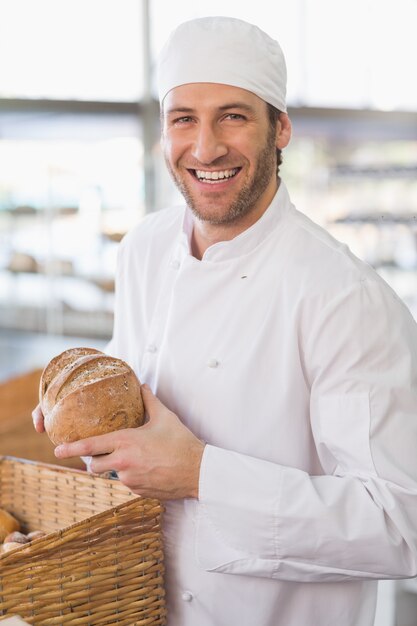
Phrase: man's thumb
[{"left": 141, "top": 384, "right": 161, "bottom": 418}]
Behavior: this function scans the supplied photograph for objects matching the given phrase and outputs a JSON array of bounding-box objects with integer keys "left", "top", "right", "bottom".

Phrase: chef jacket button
[
  {"left": 181, "top": 591, "right": 193, "bottom": 602},
  {"left": 207, "top": 358, "right": 219, "bottom": 368},
  {"left": 170, "top": 259, "right": 180, "bottom": 269},
  {"left": 146, "top": 344, "right": 157, "bottom": 353}
]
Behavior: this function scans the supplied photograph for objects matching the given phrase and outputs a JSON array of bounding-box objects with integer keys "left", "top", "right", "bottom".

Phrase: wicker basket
[{"left": 0, "top": 456, "right": 166, "bottom": 625}]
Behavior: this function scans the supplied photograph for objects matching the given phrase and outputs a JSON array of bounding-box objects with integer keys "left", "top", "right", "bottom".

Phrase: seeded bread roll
[{"left": 39, "top": 347, "right": 145, "bottom": 446}]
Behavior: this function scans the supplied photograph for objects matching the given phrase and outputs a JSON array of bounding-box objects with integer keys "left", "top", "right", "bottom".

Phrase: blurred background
[
  {"left": 1, "top": 0, "right": 417, "bottom": 370},
  {"left": 0, "top": 2, "right": 416, "bottom": 622}
]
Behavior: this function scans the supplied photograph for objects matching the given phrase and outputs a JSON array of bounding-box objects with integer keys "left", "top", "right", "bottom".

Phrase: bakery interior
[{"left": 0, "top": 1, "right": 416, "bottom": 624}]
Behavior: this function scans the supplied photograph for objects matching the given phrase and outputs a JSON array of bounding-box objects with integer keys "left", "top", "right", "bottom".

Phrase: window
[{"left": 0, "top": 0, "right": 143, "bottom": 101}]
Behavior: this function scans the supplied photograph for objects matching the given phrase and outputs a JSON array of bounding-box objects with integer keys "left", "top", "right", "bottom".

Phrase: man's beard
[{"left": 164, "top": 127, "right": 277, "bottom": 226}]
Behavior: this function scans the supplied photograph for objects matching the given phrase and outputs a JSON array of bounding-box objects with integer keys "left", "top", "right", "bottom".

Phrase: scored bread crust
[
  {"left": 39, "top": 348, "right": 144, "bottom": 446},
  {"left": 41, "top": 352, "right": 105, "bottom": 417},
  {"left": 40, "top": 347, "right": 101, "bottom": 401}
]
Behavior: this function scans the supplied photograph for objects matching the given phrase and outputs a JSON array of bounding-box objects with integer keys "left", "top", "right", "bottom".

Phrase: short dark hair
[{"left": 266, "top": 103, "right": 283, "bottom": 177}]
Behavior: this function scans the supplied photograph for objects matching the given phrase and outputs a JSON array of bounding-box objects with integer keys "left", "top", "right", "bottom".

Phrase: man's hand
[
  {"left": 32, "top": 402, "right": 93, "bottom": 470},
  {"left": 54, "top": 384, "right": 205, "bottom": 500},
  {"left": 32, "top": 404, "right": 45, "bottom": 433}
]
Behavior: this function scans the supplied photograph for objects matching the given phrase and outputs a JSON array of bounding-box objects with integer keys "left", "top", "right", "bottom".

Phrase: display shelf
[
  {"left": 332, "top": 214, "right": 417, "bottom": 226},
  {"left": 330, "top": 164, "right": 417, "bottom": 180}
]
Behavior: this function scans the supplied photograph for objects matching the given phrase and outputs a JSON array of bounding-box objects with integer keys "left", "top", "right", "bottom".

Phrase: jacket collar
[{"left": 179, "top": 180, "right": 291, "bottom": 262}]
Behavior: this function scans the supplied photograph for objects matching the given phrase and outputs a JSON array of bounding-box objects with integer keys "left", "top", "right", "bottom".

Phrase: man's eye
[
  {"left": 225, "top": 113, "right": 245, "bottom": 120},
  {"left": 174, "top": 116, "right": 193, "bottom": 124}
]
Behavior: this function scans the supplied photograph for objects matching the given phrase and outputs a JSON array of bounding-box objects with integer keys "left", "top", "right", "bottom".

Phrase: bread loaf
[
  {"left": 3, "top": 531, "right": 28, "bottom": 545},
  {"left": 39, "top": 347, "right": 145, "bottom": 446},
  {"left": 0, "top": 508, "right": 20, "bottom": 542}
]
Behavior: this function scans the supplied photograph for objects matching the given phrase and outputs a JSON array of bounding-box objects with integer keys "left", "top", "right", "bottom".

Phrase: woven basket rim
[{"left": 0, "top": 454, "right": 94, "bottom": 477}]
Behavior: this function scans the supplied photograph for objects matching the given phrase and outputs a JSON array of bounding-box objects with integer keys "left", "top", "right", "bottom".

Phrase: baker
[{"left": 33, "top": 16, "right": 417, "bottom": 626}]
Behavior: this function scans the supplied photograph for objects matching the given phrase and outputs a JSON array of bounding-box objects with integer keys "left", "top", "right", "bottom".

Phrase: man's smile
[{"left": 187, "top": 167, "right": 242, "bottom": 186}]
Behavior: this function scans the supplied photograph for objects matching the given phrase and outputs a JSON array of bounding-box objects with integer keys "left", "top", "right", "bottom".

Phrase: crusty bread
[
  {"left": 39, "top": 348, "right": 144, "bottom": 446},
  {"left": 0, "top": 508, "right": 20, "bottom": 542}
]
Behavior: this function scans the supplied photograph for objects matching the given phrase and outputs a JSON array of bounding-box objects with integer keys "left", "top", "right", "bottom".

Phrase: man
[{"left": 33, "top": 17, "right": 417, "bottom": 626}]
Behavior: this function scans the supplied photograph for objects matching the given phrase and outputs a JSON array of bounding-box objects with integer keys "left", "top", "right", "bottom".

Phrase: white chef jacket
[{"left": 108, "top": 181, "right": 417, "bottom": 626}]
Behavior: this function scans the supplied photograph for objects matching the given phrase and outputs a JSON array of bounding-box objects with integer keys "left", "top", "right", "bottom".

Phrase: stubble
[{"left": 164, "top": 125, "right": 277, "bottom": 226}]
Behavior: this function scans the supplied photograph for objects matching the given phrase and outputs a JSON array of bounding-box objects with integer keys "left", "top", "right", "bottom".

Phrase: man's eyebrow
[
  {"left": 218, "top": 102, "right": 255, "bottom": 112},
  {"left": 165, "top": 102, "right": 256, "bottom": 116},
  {"left": 165, "top": 107, "right": 195, "bottom": 115}
]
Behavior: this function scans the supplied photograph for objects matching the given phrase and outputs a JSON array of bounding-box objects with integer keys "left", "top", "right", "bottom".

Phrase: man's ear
[{"left": 276, "top": 113, "right": 292, "bottom": 149}]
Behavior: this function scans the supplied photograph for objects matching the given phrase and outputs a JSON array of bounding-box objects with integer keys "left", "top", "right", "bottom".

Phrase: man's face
[{"left": 161, "top": 83, "right": 279, "bottom": 226}]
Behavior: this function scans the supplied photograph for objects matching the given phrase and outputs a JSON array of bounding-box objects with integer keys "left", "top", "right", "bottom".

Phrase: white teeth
[{"left": 195, "top": 168, "right": 238, "bottom": 182}]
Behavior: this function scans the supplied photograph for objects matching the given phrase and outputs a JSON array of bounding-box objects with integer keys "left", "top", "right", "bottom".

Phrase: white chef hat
[{"left": 157, "top": 16, "right": 287, "bottom": 113}]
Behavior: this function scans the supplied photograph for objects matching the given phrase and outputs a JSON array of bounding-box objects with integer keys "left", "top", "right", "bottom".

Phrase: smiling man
[{"left": 34, "top": 16, "right": 417, "bottom": 626}]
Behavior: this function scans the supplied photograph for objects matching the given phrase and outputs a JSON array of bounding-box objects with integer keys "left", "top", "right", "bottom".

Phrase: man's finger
[
  {"left": 88, "top": 453, "right": 117, "bottom": 475},
  {"left": 54, "top": 433, "right": 115, "bottom": 459},
  {"left": 32, "top": 404, "right": 45, "bottom": 433}
]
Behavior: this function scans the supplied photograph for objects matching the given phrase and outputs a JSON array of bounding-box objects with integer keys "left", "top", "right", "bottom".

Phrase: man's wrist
[{"left": 190, "top": 440, "right": 206, "bottom": 499}]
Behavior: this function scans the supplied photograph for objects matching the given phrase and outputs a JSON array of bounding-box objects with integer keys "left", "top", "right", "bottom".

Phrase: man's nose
[{"left": 191, "top": 124, "right": 228, "bottom": 164}]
